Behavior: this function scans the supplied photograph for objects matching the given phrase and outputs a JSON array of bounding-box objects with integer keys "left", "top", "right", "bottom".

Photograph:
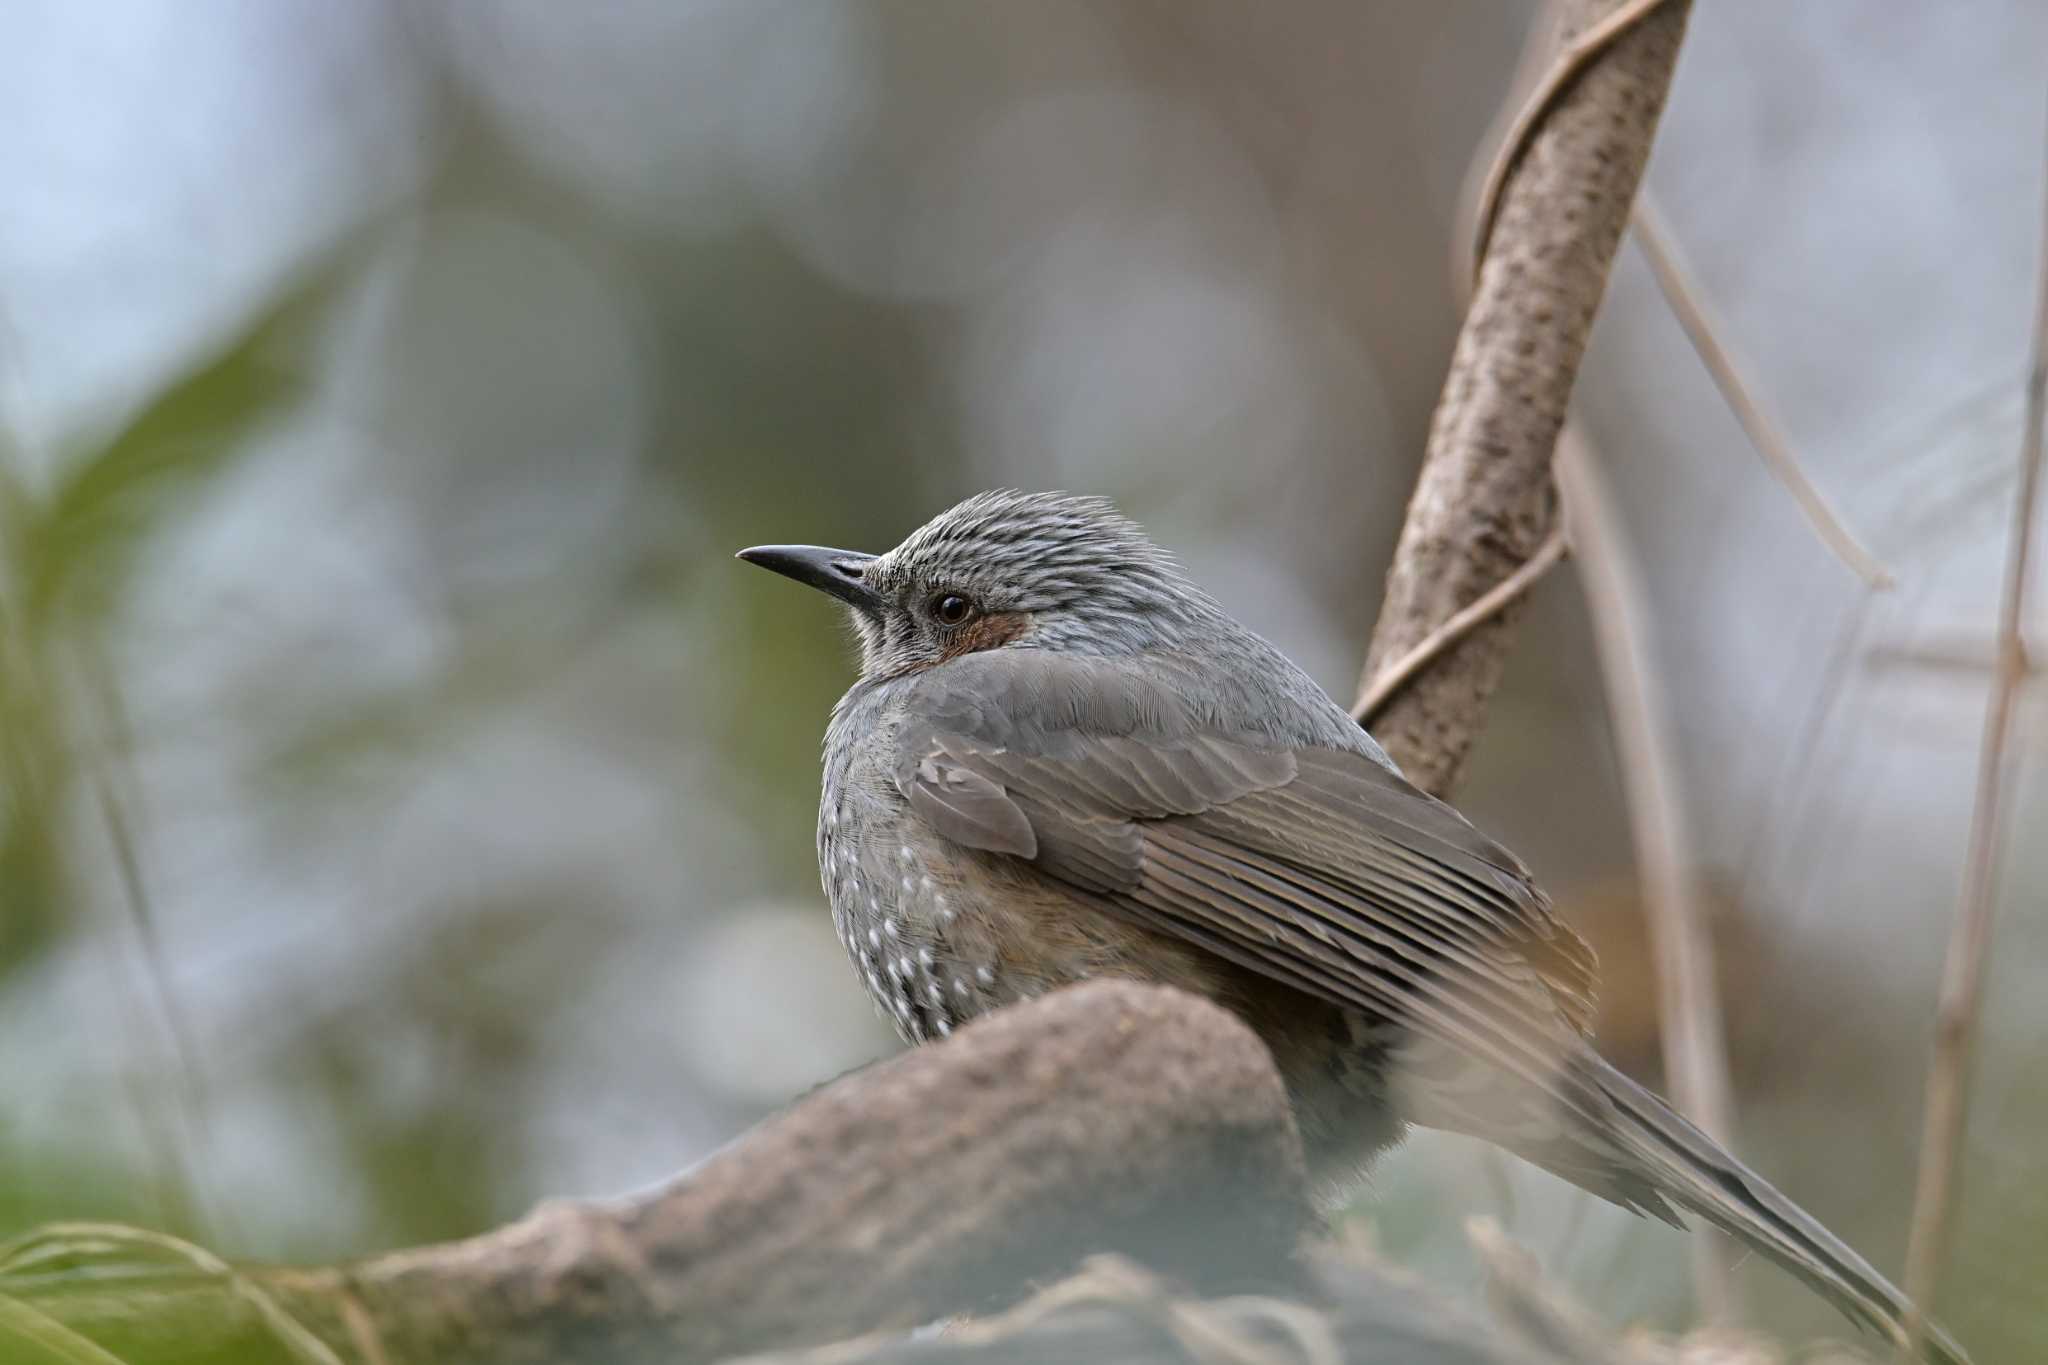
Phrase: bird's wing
[
  {"left": 893, "top": 655, "right": 1979, "bottom": 1365},
  {"left": 892, "top": 652, "right": 1601, "bottom": 1098}
]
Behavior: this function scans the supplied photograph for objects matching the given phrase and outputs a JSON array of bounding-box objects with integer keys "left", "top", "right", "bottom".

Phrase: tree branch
[
  {"left": 13, "top": 983, "right": 1311, "bottom": 1365},
  {"left": 1355, "top": 0, "right": 1692, "bottom": 794}
]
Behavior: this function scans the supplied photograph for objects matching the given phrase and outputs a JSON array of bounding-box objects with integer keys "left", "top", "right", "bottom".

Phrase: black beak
[{"left": 735, "top": 544, "right": 883, "bottom": 613}]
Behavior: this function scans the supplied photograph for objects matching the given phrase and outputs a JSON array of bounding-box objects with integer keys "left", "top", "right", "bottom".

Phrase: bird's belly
[
  {"left": 819, "top": 809, "right": 1246, "bottom": 1044},
  {"left": 819, "top": 814, "right": 1017, "bottom": 1044},
  {"left": 818, "top": 797, "right": 1406, "bottom": 1182}
]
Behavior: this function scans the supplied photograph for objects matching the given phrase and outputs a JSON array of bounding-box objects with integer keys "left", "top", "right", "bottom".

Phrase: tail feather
[
  {"left": 1581, "top": 1054, "right": 1969, "bottom": 1365},
  {"left": 1393, "top": 1039, "right": 1968, "bottom": 1364}
]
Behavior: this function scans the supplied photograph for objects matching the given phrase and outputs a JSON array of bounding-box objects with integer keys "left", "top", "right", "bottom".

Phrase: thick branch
[
  {"left": 26, "top": 983, "right": 1310, "bottom": 1365},
  {"left": 1355, "top": 0, "right": 1692, "bottom": 794}
]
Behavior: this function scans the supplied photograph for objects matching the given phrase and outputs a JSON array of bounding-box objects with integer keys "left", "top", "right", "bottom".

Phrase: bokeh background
[{"left": 3, "top": 0, "right": 2044, "bottom": 1357}]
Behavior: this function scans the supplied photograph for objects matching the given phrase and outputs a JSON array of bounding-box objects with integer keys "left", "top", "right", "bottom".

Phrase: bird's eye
[{"left": 930, "top": 593, "right": 975, "bottom": 626}]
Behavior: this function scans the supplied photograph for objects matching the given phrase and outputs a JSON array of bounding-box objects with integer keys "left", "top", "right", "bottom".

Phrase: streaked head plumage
[{"left": 742, "top": 490, "right": 1224, "bottom": 679}]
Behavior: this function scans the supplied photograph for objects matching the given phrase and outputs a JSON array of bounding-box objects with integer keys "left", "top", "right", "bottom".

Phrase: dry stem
[
  {"left": 1630, "top": 197, "right": 1893, "bottom": 589},
  {"left": 1351, "top": 527, "right": 1568, "bottom": 725},
  {"left": 1896, "top": 115, "right": 2048, "bottom": 1359},
  {"left": 1557, "top": 428, "right": 1741, "bottom": 1323}
]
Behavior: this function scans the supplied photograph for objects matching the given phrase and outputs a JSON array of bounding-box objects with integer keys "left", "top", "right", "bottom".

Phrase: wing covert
[{"left": 889, "top": 652, "right": 1600, "bottom": 1083}]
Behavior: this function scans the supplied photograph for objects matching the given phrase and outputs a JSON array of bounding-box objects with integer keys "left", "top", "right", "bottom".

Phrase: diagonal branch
[
  {"left": 1629, "top": 196, "right": 1894, "bottom": 589},
  {"left": 1355, "top": 0, "right": 1693, "bottom": 795}
]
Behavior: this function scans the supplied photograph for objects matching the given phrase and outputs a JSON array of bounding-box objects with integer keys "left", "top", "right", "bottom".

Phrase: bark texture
[{"left": 1357, "top": 0, "right": 1693, "bottom": 795}]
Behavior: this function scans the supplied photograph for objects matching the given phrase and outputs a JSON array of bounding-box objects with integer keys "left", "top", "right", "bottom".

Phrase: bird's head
[{"left": 738, "top": 490, "right": 1222, "bottom": 679}]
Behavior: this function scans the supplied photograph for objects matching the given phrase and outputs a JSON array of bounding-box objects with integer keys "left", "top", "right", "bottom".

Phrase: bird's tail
[
  {"left": 1392, "top": 1038, "right": 1967, "bottom": 1363},
  {"left": 1569, "top": 1052, "right": 1968, "bottom": 1365}
]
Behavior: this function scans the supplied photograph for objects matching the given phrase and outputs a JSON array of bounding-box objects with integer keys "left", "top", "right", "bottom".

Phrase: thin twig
[
  {"left": 1863, "top": 628, "right": 2041, "bottom": 677},
  {"left": 74, "top": 638, "right": 222, "bottom": 1243},
  {"left": 939, "top": 1256, "right": 1341, "bottom": 1365},
  {"left": 1896, "top": 116, "right": 2048, "bottom": 1361},
  {"left": 1729, "top": 587, "right": 1873, "bottom": 928},
  {"left": 1449, "top": 0, "right": 1571, "bottom": 311},
  {"left": 339, "top": 1290, "right": 395, "bottom": 1365},
  {"left": 1556, "top": 428, "right": 1741, "bottom": 1324},
  {"left": 1631, "top": 198, "right": 1895, "bottom": 589},
  {"left": 1351, "top": 528, "right": 1568, "bottom": 725},
  {"left": 0, "top": 327, "right": 213, "bottom": 1239}
]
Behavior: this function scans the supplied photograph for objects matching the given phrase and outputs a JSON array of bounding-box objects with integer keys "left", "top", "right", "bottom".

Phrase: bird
[{"left": 737, "top": 489, "right": 1966, "bottom": 1364}]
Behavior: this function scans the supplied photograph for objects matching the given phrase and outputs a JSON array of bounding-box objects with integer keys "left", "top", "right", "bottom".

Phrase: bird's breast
[{"left": 819, "top": 737, "right": 1014, "bottom": 1044}]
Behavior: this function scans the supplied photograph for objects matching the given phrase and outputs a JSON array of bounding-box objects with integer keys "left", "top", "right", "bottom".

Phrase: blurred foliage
[
  {"left": 14, "top": 276, "right": 328, "bottom": 631},
  {"left": 275, "top": 893, "right": 617, "bottom": 1243},
  {"left": 0, "top": 1223, "right": 334, "bottom": 1365},
  {"left": 0, "top": 254, "right": 350, "bottom": 980}
]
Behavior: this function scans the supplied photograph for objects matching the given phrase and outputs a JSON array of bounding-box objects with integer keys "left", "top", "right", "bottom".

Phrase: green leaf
[
  {"left": 16, "top": 246, "right": 361, "bottom": 630},
  {"left": 0, "top": 1224, "right": 343, "bottom": 1365},
  {"left": 0, "top": 1293, "right": 131, "bottom": 1365}
]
